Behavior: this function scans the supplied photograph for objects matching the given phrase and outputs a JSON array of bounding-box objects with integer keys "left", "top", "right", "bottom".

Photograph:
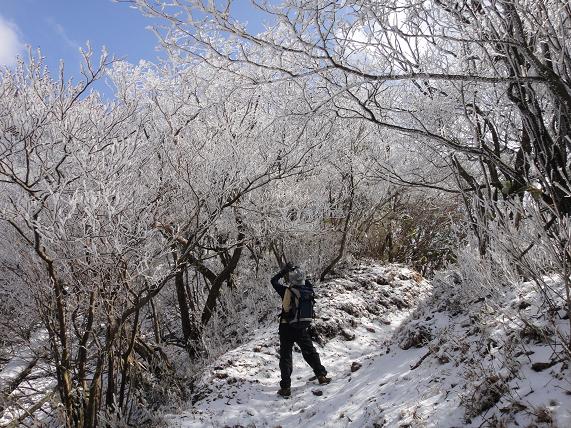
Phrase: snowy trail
[
  {"left": 167, "top": 264, "right": 447, "bottom": 428},
  {"left": 168, "top": 317, "right": 412, "bottom": 427},
  {"left": 167, "top": 315, "right": 461, "bottom": 428},
  {"left": 167, "top": 264, "right": 571, "bottom": 428}
]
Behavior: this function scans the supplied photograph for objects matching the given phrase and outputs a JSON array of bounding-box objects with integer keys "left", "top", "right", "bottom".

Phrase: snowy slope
[{"left": 167, "top": 263, "right": 571, "bottom": 428}]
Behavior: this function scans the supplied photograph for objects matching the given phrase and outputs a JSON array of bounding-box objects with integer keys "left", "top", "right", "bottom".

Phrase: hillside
[{"left": 166, "top": 263, "right": 571, "bottom": 428}]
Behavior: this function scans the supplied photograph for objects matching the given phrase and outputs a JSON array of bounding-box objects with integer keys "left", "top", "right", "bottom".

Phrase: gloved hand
[{"left": 281, "top": 262, "right": 295, "bottom": 274}]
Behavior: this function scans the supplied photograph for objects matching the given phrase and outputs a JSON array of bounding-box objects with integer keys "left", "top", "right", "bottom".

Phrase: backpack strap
[
  {"left": 282, "top": 287, "right": 293, "bottom": 312},
  {"left": 280, "top": 287, "right": 297, "bottom": 323},
  {"left": 289, "top": 287, "right": 301, "bottom": 323}
]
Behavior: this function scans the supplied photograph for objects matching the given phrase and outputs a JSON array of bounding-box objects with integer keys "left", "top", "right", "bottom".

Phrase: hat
[{"left": 289, "top": 267, "right": 306, "bottom": 286}]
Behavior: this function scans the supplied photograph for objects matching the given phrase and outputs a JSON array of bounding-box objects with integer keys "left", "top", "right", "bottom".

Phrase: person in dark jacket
[{"left": 271, "top": 263, "right": 330, "bottom": 397}]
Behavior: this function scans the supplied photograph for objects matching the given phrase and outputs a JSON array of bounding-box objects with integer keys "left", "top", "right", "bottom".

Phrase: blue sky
[{"left": 0, "top": 0, "right": 268, "bottom": 93}]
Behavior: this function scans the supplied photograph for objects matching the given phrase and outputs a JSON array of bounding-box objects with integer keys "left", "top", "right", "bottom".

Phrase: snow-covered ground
[
  {"left": 0, "top": 330, "right": 55, "bottom": 426},
  {"left": 167, "top": 264, "right": 571, "bottom": 428},
  {"left": 1, "top": 263, "right": 569, "bottom": 427}
]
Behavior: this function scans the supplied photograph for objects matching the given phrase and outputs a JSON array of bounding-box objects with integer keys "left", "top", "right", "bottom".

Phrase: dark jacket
[
  {"left": 271, "top": 270, "right": 288, "bottom": 298},
  {"left": 271, "top": 270, "right": 313, "bottom": 325}
]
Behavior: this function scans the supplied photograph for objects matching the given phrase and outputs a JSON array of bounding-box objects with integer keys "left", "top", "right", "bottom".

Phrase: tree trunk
[
  {"left": 86, "top": 357, "right": 103, "bottom": 428},
  {"left": 320, "top": 176, "right": 354, "bottom": 281},
  {"left": 174, "top": 262, "right": 193, "bottom": 344},
  {"left": 119, "top": 305, "right": 140, "bottom": 410},
  {"left": 201, "top": 218, "right": 246, "bottom": 326}
]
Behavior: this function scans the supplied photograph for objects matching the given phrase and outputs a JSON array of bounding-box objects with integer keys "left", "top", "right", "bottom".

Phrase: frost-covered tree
[
  {"left": 135, "top": 0, "right": 570, "bottom": 219},
  {"left": 0, "top": 48, "right": 336, "bottom": 424},
  {"left": 133, "top": 0, "right": 571, "bottom": 347}
]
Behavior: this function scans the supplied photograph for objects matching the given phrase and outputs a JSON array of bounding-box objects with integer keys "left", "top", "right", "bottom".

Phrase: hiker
[{"left": 271, "top": 262, "right": 330, "bottom": 397}]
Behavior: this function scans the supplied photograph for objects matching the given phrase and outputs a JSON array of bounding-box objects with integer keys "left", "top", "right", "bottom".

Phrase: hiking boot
[
  {"left": 277, "top": 387, "right": 291, "bottom": 397},
  {"left": 317, "top": 375, "right": 331, "bottom": 385}
]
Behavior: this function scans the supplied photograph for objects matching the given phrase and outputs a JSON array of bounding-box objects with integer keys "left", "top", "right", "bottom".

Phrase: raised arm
[{"left": 271, "top": 263, "right": 293, "bottom": 298}]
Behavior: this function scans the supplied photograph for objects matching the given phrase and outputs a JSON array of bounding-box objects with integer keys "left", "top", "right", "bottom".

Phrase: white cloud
[
  {"left": 0, "top": 16, "right": 25, "bottom": 66},
  {"left": 46, "top": 17, "right": 80, "bottom": 51}
]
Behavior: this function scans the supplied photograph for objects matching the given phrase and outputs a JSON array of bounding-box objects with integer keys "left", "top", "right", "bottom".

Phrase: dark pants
[{"left": 279, "top": 323, "right": 326, "bottom": 388}]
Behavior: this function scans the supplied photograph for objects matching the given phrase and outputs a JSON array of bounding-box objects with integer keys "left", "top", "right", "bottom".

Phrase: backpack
[{"left": 282, "top": 281, "right": 315, "bottom": 324}]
